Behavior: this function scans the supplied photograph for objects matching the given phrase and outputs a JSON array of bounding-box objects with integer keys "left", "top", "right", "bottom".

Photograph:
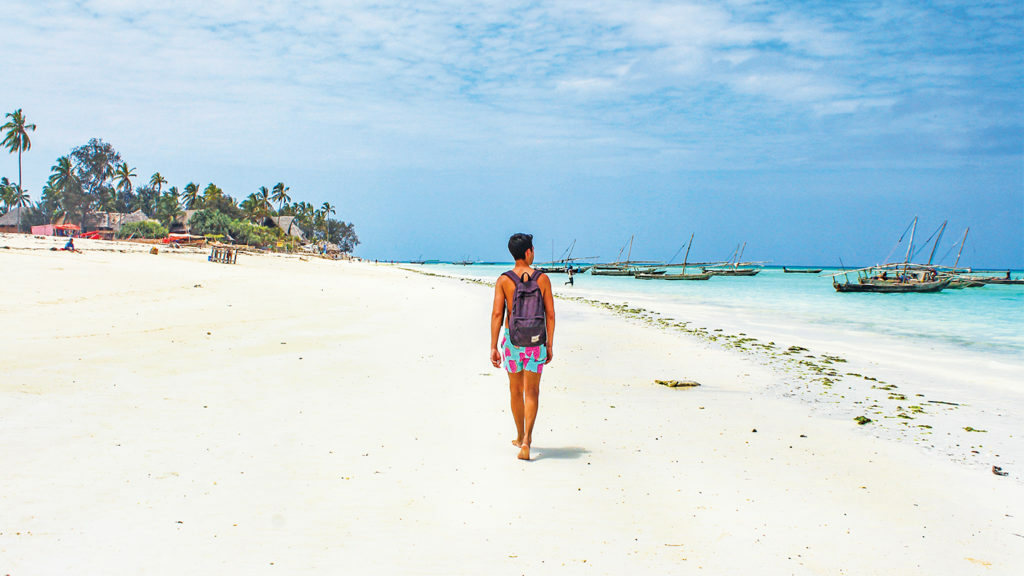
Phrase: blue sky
[{"left": 2, "top": 0, "right": 1021, "bottom": 266}]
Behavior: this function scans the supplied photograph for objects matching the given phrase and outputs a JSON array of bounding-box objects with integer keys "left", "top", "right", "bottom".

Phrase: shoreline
[
  {"left": 3, "top": 239, "right": 1022, "bottom": 574},
  {"left": 402, "top": 264, "right": 1024, "bottom": 480}
]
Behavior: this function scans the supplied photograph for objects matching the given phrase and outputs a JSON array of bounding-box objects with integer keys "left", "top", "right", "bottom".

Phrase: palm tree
[
  {"left": 149, "top": 172, "right": 167, "bottom": 196},
  {"left": 256, "top": 186, "right": 272, "bottom": 218},
  {"left": 203, "top": 183, "right": 223, "bottom": 207},
  {"left": 320, "top": 201, "right": 335, "bottom": 245},
  {"left": 182, "top": 182, "right": 200, "bottom": 209},
  {"left": 48, "top": 156, "right": 76, "bottom": 191},
  {"left": 0, "top": 177, "right": 14, "bottom": 212},
  {"left": 1, "top": 109, "right": 36, "bottom": 192},
  {"left": 47, "top": 156, "right": 77, "bottom": 223},
  {"left": 112, "top": 162, "right": 136, "bottom": 195},
  {"left": 240, "top": 193, "right": 260, "bottom": 221},
  {"left": 9, "top": 185, "right": 30, "bottom": 232},
  {"left": 156, "top": 191, "right": 183, "bottom": 228},
  {"left": 271, "top": 182, "right": 291, "bottom": 213}
]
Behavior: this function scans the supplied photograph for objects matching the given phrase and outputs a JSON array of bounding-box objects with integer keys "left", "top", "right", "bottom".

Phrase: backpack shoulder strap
[{"left": 503, "top": 270, "right": 521, "bottom": 285}]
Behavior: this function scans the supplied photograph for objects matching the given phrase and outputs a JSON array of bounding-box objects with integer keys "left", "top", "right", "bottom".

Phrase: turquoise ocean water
[{"left": 419, "top": 263, "right": 1024, "bottom": 357}]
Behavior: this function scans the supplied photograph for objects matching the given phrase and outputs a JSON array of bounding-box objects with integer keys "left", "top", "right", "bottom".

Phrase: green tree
[
  {"left": 240, "top": 193, "right": 260, "bottom": 221},
  {"left": 116, "top": 220, "right": 168, "bottom": 239},
  {"left": 271, "top": 182, "right": 291, "bottom": 213},
  {"left": 47, "top": 156, "right": 78, "bottom": 223},
  {"left": 320, "top": 201, "right": 335, "bottom": 245},
  {"left": 202, "top": 183, "right": 222, "bottom": 206},
  {"left": 256, "top": 186, "right": 272, "bottom": 218},
  {"left": 132, "top": 185, "right": 159, "bottom": 216},
  {"left": 155, "top": 187, "right": 183, "bottom": 228},
  {"left": 149, "top": 172, "right": 167, "bottom": 195},
  {"left": 326, "top": 219, "right": 360, "bottom": 253},
  {"left": 182, "top": 182, "right": 200, "bottom": 209},
  {"left": 0, "top": 178, "right": 15, "bottom": 215},
  {"left": 37, "top": 182, "right": 65, "bottom": 223},
  {"left": 188, "top": 209, "right": 234, "bottom": 238},
  {"left": 1, "top": 109, "right": 36, "bottom": 192},
  {"left": 111, "top": 162, "right": 137, "bottom": 211},
  {"left": 7, "top": 184, "right": 31, "bottom": 232},
  {"left": 69, "top": 139, "right": 120, "bottom": 228}
]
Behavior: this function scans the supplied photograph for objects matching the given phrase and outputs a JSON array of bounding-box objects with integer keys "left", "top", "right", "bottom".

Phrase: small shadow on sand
[{"left": 531, "top": 446, "right": 590, "bottom": 461}]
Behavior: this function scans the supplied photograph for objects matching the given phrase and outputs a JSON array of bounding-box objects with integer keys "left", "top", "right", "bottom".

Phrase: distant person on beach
[
  {"left": 565, "top": 268, "right": 574, "bottom": 286},
  {"left": 62, "top": 238, "right": 80, "bottom": 253},
  {"left": 490, "top": 233, "right": 555, "bottom": 461}
]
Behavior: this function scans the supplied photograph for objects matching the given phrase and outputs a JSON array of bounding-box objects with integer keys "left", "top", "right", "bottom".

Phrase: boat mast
[
  {"left": 953, "top": 227, "right": 969, "bottom": 270},
  {"left": 682, "top": 233, "right": 694, "bottom": 273},
  {"left": 625, "top": 235, "right": 634, "bottom": 266},
  {"left": 614, "top": 238, "right": 627, "bottom": 264},
  {"left": 926, "top": 220, "right": 947, "bottom": 265},
  {"left": 736, "top": 242, "right": 747, "bottom": 267},
  {"left": 903, "top": 216, "right": 918, "bottom": 276}
]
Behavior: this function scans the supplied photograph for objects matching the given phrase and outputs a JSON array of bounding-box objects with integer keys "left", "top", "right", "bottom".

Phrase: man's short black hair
[{"left": 508, "top": 233, "right": 534, "bottom": 260}]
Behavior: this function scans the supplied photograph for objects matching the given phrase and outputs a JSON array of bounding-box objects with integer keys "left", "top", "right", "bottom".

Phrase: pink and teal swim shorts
[{"left": 501, "top": 328, "right": 547, "bottom": 374}]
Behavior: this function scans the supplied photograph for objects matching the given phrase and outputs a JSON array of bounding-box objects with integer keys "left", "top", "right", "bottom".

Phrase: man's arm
[
  {"left": 539, "top": 274, "right": 556, "bottom": 363},
  {"left": 490, "top": 277, "right": 507, "bottom": 367}
]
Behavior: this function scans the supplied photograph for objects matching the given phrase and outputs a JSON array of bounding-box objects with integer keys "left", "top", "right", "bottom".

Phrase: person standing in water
[{"left": 490, "top": 233, "right": 555, "bottom": 460}]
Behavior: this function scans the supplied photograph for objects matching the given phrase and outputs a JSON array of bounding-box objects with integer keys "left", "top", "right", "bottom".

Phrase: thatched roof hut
[
  {"left": 260, "top": 216, "right": 306, "bottom": 242},
  {"left": 85, "top": 210, "right": 152, "bottom": 232}
]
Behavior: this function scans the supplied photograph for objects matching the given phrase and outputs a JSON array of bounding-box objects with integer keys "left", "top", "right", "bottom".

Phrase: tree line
[{"left": 1, "top": 109, "right": 359, "bottom": 252}]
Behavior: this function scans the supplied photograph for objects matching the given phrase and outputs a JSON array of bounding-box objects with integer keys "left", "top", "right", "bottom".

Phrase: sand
[{"left": 1, "top": 233, "right": 1022, "bottom": 575}]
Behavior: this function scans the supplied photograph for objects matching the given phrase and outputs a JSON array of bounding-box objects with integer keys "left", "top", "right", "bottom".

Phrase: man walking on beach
[{"left": 491, "top": 233, "right": 555, "bottom": 461}]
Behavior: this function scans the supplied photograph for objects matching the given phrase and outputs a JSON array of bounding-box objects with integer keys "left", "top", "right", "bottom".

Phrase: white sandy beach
[{"left": 1, "top": 233, "right": 1022, "bottom": 575}]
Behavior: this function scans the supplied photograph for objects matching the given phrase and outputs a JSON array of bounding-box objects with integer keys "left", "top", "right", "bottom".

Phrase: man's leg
[
  {"left": 518, "top": 369, "right": 541, "bottom": 460},
  {"left": 508, "top": 370, "right": 526, "bottom": 447}
]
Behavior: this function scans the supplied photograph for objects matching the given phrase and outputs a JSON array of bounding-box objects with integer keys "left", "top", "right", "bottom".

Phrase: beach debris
[
  {"left": 963, "top": 426, "right": 987, "bottom": 433},
  {"left": 787, "top": 345, "right": 808, "bottom": 353},
  {"left": 927, "top": 400, "right": 959, "bottom": 406},
  {"left": 751, "top": 428, "right": 757, "bottom": 433},
  {"left": 992, "top": 466, "right": 1008, "bottom": 476},
  {"left": 854, "top": 416, "right": 873, "bottom": 425},
  {"left": 150, "top": 247, "right": 159, "bottom": 255},
  {"left": 656, "top": 379, "right": 700, "bottom": 388}
]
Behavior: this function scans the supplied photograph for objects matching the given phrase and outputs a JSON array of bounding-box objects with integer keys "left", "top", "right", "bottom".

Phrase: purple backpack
[{"left": 504, "top": 270, "right": 547, "bottom": 347}]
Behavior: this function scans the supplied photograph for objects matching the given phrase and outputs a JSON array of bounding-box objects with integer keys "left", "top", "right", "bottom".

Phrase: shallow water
[{"left": 425, "top": 263, "right": 1024, "bottom": 357}]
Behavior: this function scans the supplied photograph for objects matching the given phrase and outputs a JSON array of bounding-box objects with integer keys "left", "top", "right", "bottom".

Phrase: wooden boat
[
  {"left": 944, "top": 277, "right": 985, "bottom": 289},
  {"left": 535, "top": 264, "right": 592, "bottom": 274},
  {"left": 702, "top": 241, "right": 763, "bottom": 276},
  {"left": 977, "top": 276, "right": 1024, "bottom": 285},
  {"left": 535, "top": 240, "right": 597, "bottom": 274},
  {"left": 636, "top": 271, "right": 711, "bottom": 280},
  {"left": 635, "top": 234, "right": 712, "bottom": 280},
  {"left": 703, "top": 267, "right": 760, "bottom": 276},
  {"left": 834, "top": 278, "right": 950, "bottom": 293},
  {"left": 783, "top": 267, "right": 823, "bottom": 274},
  {"left": 590, "top": 235, "right": 662, "bottom": 275}
]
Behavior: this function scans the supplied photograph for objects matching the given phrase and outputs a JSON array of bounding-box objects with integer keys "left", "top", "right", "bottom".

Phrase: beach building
[
  {"left": 169, "top": 210, "right": 200, "bottom": 235},
  {"left": 259, "top": 215, "right": 307, "bottom": 242},
  {"left": 0, "top": 209, "right": 24, "bottom": 233},
  {"left": 30, "top": 223, "right": 80, "bottom": 237},
  {"left": 83, "top": 210, "right": 153, "bottom": 239}
]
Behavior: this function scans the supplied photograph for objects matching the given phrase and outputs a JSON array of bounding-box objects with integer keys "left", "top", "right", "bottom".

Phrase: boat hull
[
  {"left": 636, "top": 272, "right": 711, "bottom": 281},
  {"left": 703, "top": 268, "right": 760, "bottom": 276},
  {"left": 833, "top": 279, "right": 950, "bottom": 293}
]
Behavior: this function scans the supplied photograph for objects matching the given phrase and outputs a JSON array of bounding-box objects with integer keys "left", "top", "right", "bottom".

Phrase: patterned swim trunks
[{"left": 502, "top": 328, "right": 547, "bottom": 374}]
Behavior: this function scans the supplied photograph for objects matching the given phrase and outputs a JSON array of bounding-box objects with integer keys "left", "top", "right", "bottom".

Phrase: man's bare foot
[
  {"left": 512, "top": 439, "right": 522, "bottom": 447},
  {"left": 517, "top": 443, "right": 530, "bottom": 460}
]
